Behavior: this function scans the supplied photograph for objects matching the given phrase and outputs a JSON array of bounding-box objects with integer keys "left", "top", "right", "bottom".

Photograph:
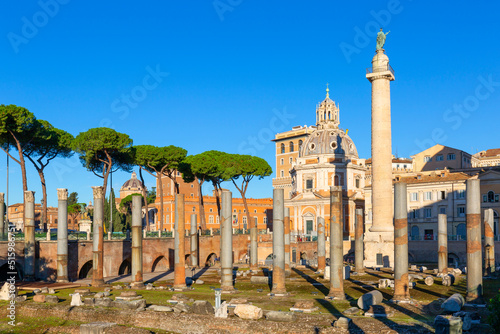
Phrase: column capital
[
  {"left": 57, "top": 188, "right": 68, "bottom": 201},
  {"left": 92, "top": 186, "right": 104, "bottom": 199},
  {"left": 24, "top": 191, "right": 35, "bottom": 202}
]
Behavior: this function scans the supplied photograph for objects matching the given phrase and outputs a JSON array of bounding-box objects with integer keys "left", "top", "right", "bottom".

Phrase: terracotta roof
[
  {"left": 483, "top": 149, "right": 500, "bottom": 157},
  {"left": 395, "top": 172, "right": 471, "bottom": 184}
]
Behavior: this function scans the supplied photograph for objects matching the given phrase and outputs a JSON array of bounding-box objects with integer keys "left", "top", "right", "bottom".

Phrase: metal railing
[{"left": 366, "top": 64, "right": 394, "bottom": 76}]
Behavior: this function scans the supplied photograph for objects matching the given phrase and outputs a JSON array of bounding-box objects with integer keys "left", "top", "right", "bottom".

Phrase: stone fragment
[
  {"left": 365, "top": 305, "right": 394, "bottom": 318},
  {"left": 94, "top": 292, "right": 104, "bottom": 299},
  {"left": 433, "top": 269, "right": 439, "bottom": 275},
  {"left": 195, "top": 279, "right": 204, "bottom": 285},
  {"left": 434, "top": 315, "right": 462, "bottom": 334},
  {"left": 48, "top": 288, "right": 56, "bottom": 294},
  {"left": 103, "top": 291, "right": 110, "bottom": 297},
  {"left": 0, "top": 282, "right": 15, "bottom": 300},
  {"left": 114, "top": 299, "right": 147, "bottom": 310},
  {"left": 442, "top": 274, "right": 455, "bottom": 286},
  {"left": 453, "top": 268, "right": 462, "bottom": 276},
  {"left": 120, "top": 291, "right": 137, "bottom": 297},
  {"left": 147, "top": 305, "right": 174, "bottom": 312},
  {"left": 410, "top": 265, "right": 417, "bottom": 271},
  {"left": 228, "top": 298, "right": 248, "bottom": 305},
  {"left": 192, "top": 300, "right": 214, "bottom": 315},
  {"left": 33, "top": 289, "right": 41, "bottom": 295},
  {"left": 379, "top": 278, "right": 391, "bottom": 288},
  {"left": 172, "top": 303, "right": 192, "bottom": 313},
  {"left": 104, "top": 287, "right": 111, "bottom": 292},
  {"left": 333, "top": 317, "right": 350, "bottom": 329},
  {"left": 250, "top": 276, "right": 269, "bottom": 284},
  {"left": 425, "top": 276, "right": 434, "bottom": 286},
  {"left": 45, "top": 295, "right": 59, "bottom": 304},
  {"left": 95, "top": 297, "right": 113, "bottom": 307},
  {"left": 215, "top": 301, "right": 228, "bottom": 318},
  {"left": 343, "top": 307, "right": 361, "bottom": 315},
  {"left": 357, "top": 290, "right": 383, "bottom": 311},
  {"left": 40, "top": 287, "right": 49, "bottom": 294},
  {"left": 33, "top": 294, "right": 46, "bottom": 303},
  {"left": 293, "top": 300, "right": 314, "bottom": 309},
  {"left": 453, "top": 311, "right": 472, "bottom": 331},
  {"left": 84, "top": 298, "right": 95, "bottom": 306},
  {"left": 171, "top": 293, "right": 188, "bottom": 301},
  {"left": 113, "top": 285, "right": 123, "bottom": 290},
  {"left": 265, "top": 311, "right": 295, "bottom": 322},
  {"left": 70, "top": 293, "right": 83, "bottom": 306},
  {"left": 15, "top": 295, "right": 27, "bottom": 302},
  {"left": 442, "top": 294, "right": 465, "bottom": 312},
  {"left": 75, "top": 288, "right": 91, "bottom": 295},
  {"left": 234, "top": 304, "right": 263, "bottom": 320},
  {"left": 420, "top": 266, "right": 427, "bottom": 272},
  {"left": 80, "top": 322, "right": 116, "bottom": 334}
]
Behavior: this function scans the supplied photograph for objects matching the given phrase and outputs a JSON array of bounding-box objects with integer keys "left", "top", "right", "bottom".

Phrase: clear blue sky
[{"left": 1, "top": 1, "right": 499, "bottom": 207}]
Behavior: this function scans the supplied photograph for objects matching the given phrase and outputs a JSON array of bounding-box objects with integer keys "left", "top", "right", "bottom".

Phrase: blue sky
[{"left": 1, "top": 1, "right": 499, "bottom": 207}]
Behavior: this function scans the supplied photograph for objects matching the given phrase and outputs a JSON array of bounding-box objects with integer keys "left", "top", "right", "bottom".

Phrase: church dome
[
  {"left": 121, "top": 171, "right": 144, "bottom": 191},
  {"left": 300, "top": 128, "right": 359, "bottom": 159}
]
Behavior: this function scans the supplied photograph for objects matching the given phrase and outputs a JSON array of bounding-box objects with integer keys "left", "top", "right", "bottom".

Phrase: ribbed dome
[
  {"left": 300, "top": 128, "right": 359, "bottom": 159},
  {"left": 121, "top": 171, "right": 144, "bottom": 191}
]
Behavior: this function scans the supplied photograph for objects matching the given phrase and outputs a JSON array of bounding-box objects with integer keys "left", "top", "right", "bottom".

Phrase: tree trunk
[
  {"left": 37, "top": 167, "right": 48, "bottom": 230},
  {"left": 158, "top": 173, "right": 164, "bottom": 232},
  {"left": 213, "top": 181, "right": 221, "bottom": 216},
  {"left": 197, "top": 179, "right": 206, "bottom": 230},
  {"left": 139, "top": 168, "right": 149, "bottom": 231}
]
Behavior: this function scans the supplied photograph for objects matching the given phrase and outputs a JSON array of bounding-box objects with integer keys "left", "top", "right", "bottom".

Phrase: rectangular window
[
  {"left": 263, "top": 217, "right": 267, "bottom": 225},
  {"left": 280, "top": 158, "right": 284, "bottom": 165},
  {"left": 209, "top": 216, "right": 214, "bottom": 224},
  {"left": 424, "top": 156, "right": 432, "bottom": 162},
  {"left": 306, "top": 179, "right": 313, "bottom": 189},
  {"left": 216, "top": 216, "right": 219, "bottom": 224},
  {"left": 242, "top": 216, "right": 247, "bottom": 225},
  {"left": 447, "top": 153, "right": 456, "bottom": 160},
  {"left": 439, "top": 191, "right": 446, "bottom": 200},
  {"left": 424, "top": 229, "right": 434, "bottom": 240},
  {"left": 496, "top": 195, "right": 500, "bottom": 202},
  {"left": 483, "top": 195, "right": 488, "bottom": 202},
  {"left": 424, "top": 191, "right": 432, "bottom": 201},
  {"left": 439, "top": 206, "right": 446, "bottom": 214},
  {"left": 424, "top": 208, "right": 432, "bottom": 218},
  {"left": 232, "top": 214, "right": 238, "bottom": 225},
  {"left": 457, "top": 206, "right": 466, "bottom": 217},
  {"left": 355, "top": 178, "right": 360, "bottom": 188},
  {"left": 409, "top": 209, "right": 419, "bottom": 219},
  {"left": 457, "top": 189, "right": 466, "bottom": 199},
  {"left": 253, "top": 217, "right": 258, "bottom": 225},
  {"left": 436, "top": 155, "right": 444, "bottom": 161},
  {"left": 410, "top": 192, "right": 418, "bottom": 201},
  {"left": 289, "top": 157, "right": 293, "bottom": 164}
]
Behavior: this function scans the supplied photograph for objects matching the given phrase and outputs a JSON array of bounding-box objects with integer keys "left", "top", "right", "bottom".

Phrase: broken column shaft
[
  {"left": 484, "top": 208, "right": 495, "bottom": 275},
  {"left": 131, "top": 195, "right": 143, "bottom": 286},
  {"left": 317, "top": 217, "right": 326, "bottom": 272},
  {"left": 92, "top": 186, "right": 105, "bottom": 287},
  {"left": 272, "top": 188, "right": 286, "bottom": 294},
  {"left": 56, "top": 189, "right": 69, "bottom": 283},
  {"left": 174, "top": 194, "right": 186, "bottom": 290},
  {"left": 466, "top": 178, "right": 483, "bottom": 302},
  {"left": 24, "top": 191, "right": 36, "bottom": 281},
  {"left": 221, "top": 190, "right": 234, "bottom": 292},
  {"left": 250, "top": 217, "right": 258, "bottom": 270},
  {"left": 438, "top": 213, "right": 448, "bottom": 273},
  {"left": 328, "top": 186, "right": 344, "bottom": 299},
  {"left": 284, "top": 207, "right": 291, "bottom": 275},
  {"left": 393, "top": 182, "right": 410, "bottom": 301},
  {"left": 190, "top": 213, "right": 198, "bottom": 267},
  {"left": 355, "top": 208, "right": 364, "bottom": 273}
]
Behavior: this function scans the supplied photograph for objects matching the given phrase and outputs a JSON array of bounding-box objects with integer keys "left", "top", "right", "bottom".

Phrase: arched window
[
  {"left": 334, "top": 175, "right": 339, "bottom": 186},
  {"left": 328, "top": 111, "right": 330, "bottom": 120},
  {"left": 289, "top": 141, "right": 294, "bottom": 152},
  {"left": 280, "top": 143, "right": 285, "bottom": 154},
  {"left": 488, "top": 191, "right": 495, "bottom": 202},
  {"left": 324, "top": 111, "right": 326, "bottom": 120},
  {"left": 298, "top": 140, "right": 303, "bottom": 150}
]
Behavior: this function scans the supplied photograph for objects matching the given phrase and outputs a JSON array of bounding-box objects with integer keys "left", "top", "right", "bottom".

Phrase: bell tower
[{"left": 316, "top": 84, "right": 340, "bottom": 129}]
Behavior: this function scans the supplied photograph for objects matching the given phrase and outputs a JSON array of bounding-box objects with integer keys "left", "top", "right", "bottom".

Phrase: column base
[
  {"left": 269, "top": 291, "right": 289, "bottom": 297},
  {"left": 92, "top": 279, "right": 106, "bottom": 287},
  {"left": 327, "top": 291, "right": 346, "bottom": 300},
  {"left": 131, "top": 282, "right": 145, "bottom": 289},
  {"left": 363, "top": 230, "right": 394, "bottom": 268}
]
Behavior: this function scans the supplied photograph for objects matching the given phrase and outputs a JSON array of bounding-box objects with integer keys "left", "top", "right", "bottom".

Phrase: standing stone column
[
  {"left": 393, "top": 182, "right": 410, "bottom": 301},
  {"left": 174, "top": 194, "right": 187, "bottom": 290},
  {"left": 284, "top": 208, "right": 291, "bottom": 275},
  {"left": 438, "top": 214, "right": 448, "bottom": 273},
  {"left": 466, "top": 179, "right": 483, "bottom": 302},
  {"left": 272, "top": 188, "right": 286, "bottom": 294},
  {"left": 56, "top": 189, "right": 69, "bottom": 283},
  {"left": 190, "top": 214, "right": 198, "bottom": 267},
  {"left": 250, "top": 217, "right": 258, "bottom": 270},
  {"left": 131, "top": 195, "right": 143, "bottom": 287},
  {"left": 317, "top": 217, "right": 326, "bottom": 272},
  {"left": 92, "top": 186, "right": 105, "bottom": 287},
  {"left": 328, "top": 186, "right": 345, "bottom": 299},
  {"left": 365, "top": 47, "right": 396, "bottom": 268},
  {"left": 355, "top": 208, "right": 364, "bottom": 273},
  {"left": 220, "top": 190, "right": 234, "bottom": 292},
  {"left": 24, "top": 191, "right": 36, "bottom": 281},
  {"left": 0, "top": 193, "right": 5, "bottom": 239},
  {"left": 484, "top": 208, "right": 495, "bottom": 275}
]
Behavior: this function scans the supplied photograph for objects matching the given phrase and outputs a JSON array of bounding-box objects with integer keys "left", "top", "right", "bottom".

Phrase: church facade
[{"left": 273, "top": 88, "right": 367, "bottom": 239}]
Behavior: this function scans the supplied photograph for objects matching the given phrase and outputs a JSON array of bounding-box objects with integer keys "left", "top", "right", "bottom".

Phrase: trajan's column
[{"left": 365, "top": 29, "right": 395, "bottom": 267}]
